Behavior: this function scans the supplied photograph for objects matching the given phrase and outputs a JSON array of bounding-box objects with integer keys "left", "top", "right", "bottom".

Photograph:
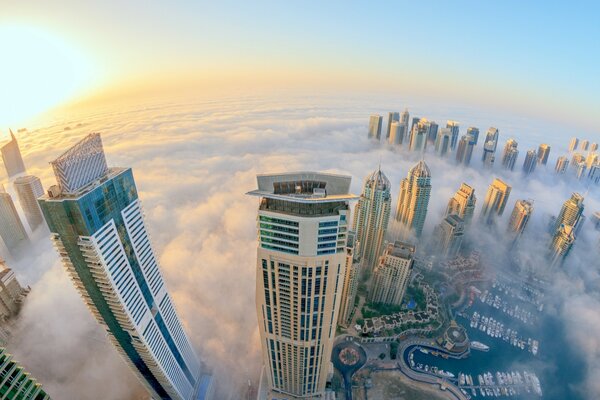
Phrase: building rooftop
[
  {"left": 388, "top": 241, "right": 416, "bottom": 260},
  {"left": 409, "top": 160, "right": 431, "bottom": 178},
  {"left": 42, "top": 167, "right": 128, "bottom": 201},
  {"left": 247, "top": 171, "right": 358, "bottom": 203},
  {"left": 365, "top": 168, "right": 391, "bottom": 191}
]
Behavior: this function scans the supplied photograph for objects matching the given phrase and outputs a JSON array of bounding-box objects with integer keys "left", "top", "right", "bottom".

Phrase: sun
[{"left": 0, "top": 24, "right": 96, "bottom": 127}]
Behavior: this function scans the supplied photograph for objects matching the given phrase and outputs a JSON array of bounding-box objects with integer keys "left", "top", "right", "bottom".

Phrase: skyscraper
[
  {"left": 434, "top": 128, "right": 452, "bottom": 157},
  {"left": 389, "top": 121, "right": 407, "bottom": 146},
  {"left": 395, "top": 161, "right": 432, "bottom": 238},
  {"left": 574, "top": 161, "right": 587, "bottom": 180},
  {"left": 368, "top": 115, "right": 383, "bottom": 140},
  {"left": 338, "top": 231, "right": 360, "bottom": 326},
  {"left": 432, "top": 214, "right": 464, "bottom": 258},
  {"left": 591, "top": 143, "right": 599, "bottom": 152},
  {"left": 466, "top": 127, "right": 480, "bottom": 145},
  {"left": 0, "top": 261, "right": 29, "bottom": 320},
  {"left": 482, "top": 127, "right": 499, "bottom": 168},
  {"left": 0, "top": 186, "right": 28, "bottom": 251},
  {"left": 369, "top": 241, "right": 414, "bottom": 306},
  {"left": 13, "top": 175, "right": 45, "bottom": 231},
  {"left": 248, "top": 171, "right": 357, "bottom": 399},
  {"left": 501, "top": 139, "right": 519, "bottom": 171},
  {"left": 39, "top": 133, "right": 201, "bottom": 400},
  {"left": 589, "top": 164, "right": 600, "bottom": 184},
  {"left": 537, "top": 144, "right": 551, "bottom": 165},
  {"left": 0, "top": 130, "right": 27, "bottom": 179},
  {"left": 586, "top": 152, "right": 598, "bottom": 169},
  {"left": 555, "top": 156, "right": 569, "bottom": 174},
  {"left": 400, "top": 109, "right": 410, "bottom": 126},
  {"left": 427, "top": 121, "right": 439, "bottom": 144},
  {"left": 352, "top": 168, "right": 392, "bottom": 269},
  {"left": 455, "top": 134, "right": 475, "bottom": 165},
  {"left": 0, "top": 347, "right": 51, "bottom": 399},
  {"left": 553, "top": 193, "right": 585, "bottom": 234},
  {"left": 580, "top": 140, "right": 590, "bottom": 151},
  {"left": 568, "top": 137, "right": 579, "bottom": 152},
  {"left": 549, "top": 224, "right": 576, "bottom": 267},
  {"left": 446, "top": 121, "right": 460, "bottom": 150},
  {"left": 409, "top": 119, "right": 429, "bottom": 153},
  {"left": 446, "top": 183, "right": 476, "bottom": 226},
  {"left": 480, "top": 178, "right": 511, "bottom": 225},
  {"left": 507, "top": 199, "right": 534, "bottom": 238},
  {"left": 386, "top": 112, "right": 400, "bottom": 139},
  {"left": 522, "top": 150, "right": 537, "bottom": 175}
]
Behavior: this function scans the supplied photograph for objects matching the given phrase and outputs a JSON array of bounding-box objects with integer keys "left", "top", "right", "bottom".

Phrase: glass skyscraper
[{"left": 39, "top": 133, "right": 201, "bottom": 400}]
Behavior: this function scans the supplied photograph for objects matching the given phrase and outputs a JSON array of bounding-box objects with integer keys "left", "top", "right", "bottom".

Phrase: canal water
[{"left": 409, "top": 285, "right": 586, "bottom": 399}]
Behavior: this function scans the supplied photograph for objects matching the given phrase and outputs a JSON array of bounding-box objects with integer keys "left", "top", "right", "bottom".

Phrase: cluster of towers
[{"left": 557, "top": 137, "right": 600, "bottom": 182}]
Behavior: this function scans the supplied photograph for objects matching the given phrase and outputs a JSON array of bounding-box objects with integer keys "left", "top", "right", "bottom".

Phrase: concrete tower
[{"left": 395, "top": 161, "right": 432, "bottom": 238}]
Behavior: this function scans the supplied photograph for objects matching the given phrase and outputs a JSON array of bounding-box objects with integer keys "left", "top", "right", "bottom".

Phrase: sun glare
[{"left": 0, "top": 24, "right": 95, "bottom": 127}]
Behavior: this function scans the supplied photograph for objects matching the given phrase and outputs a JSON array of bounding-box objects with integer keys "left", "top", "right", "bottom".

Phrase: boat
[
  {"left": 420, "top": 348, "right": 429, "bottom": 354},
  {"left": 470, "top": 341, "right": 490, "bottom": 352},
  {"left": 532, "top": 340, "right": 539, "bottom": 356},
  {"left": 437, "top": 370, "right": 455, "bottom": 378}
]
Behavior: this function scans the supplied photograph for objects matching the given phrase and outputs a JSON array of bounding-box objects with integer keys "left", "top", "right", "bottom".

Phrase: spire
[{"left": 9, "top": 129, "right": 15, "bottom": 140}]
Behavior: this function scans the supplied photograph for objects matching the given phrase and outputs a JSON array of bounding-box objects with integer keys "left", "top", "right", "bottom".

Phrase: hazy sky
[{"left": 1, "top": 1, "right": 599, "bottom": 128}]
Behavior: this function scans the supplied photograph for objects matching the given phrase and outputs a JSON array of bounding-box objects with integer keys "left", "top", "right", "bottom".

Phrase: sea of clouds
[{"left": 1, "top": 93, "right": 598, "bottom": 399}]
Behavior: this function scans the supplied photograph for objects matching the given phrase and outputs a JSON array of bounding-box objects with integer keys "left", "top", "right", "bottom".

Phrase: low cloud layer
[{"left": 2, "top": 94, "right": 598, "bottom": 399}]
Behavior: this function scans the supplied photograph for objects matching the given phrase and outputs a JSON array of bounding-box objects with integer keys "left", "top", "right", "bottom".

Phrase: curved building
[{"left": 395, "top": 161, "right": 432, "bottom": 238}]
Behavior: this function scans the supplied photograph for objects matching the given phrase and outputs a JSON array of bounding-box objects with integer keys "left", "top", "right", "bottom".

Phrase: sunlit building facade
[
  {"left": 389, "top": 121, "right": 407, "bottom": 146},
  {"left": 409, "top": 119, "right": 429, "bottom": 153},
  {"left": 522, "top": 150, "right": 537, "bottom": 175},
  {"left": 507, "top": 199, "right": 534, "bottom": 238},
  {"left": 39, "top": 133, "right": 201, "bottom": 400},
  {"left": 248, "top": 172, "right": 357, "bottom": 399},
  {"left": 369, "top": 241, "right": 414, "bottom": 306},
  {"left": 386, "top": 112, "right": 399, "bottom": 139},
  {"left": 435, "top": 128, "right": 452, "bottom": 157},
  {"left": 555, "top": 156, "right": 569, "bottom": 174},
  {"left": 0, "top": 347, "right": 51, "bottom": 399},
  {"left": 455, "top": 134, "right": 475, "bottom": 166},
  {"left": 13, "top": 175, "right": 45, "bottom": 231},
  {"left": 537, "top": 144, "right": 551, "bottom": 165},
  {"left": 432, "top": 214, "right": 464, "bottom": 258},
  {"left": 568, "top": 137, "right": 579, "bottom": 152},
  {"left": 0, "top": 187, "right": 28, "bottom": 251},
  {"left": 446, "top": 183, "right": 476, "bottom": 227},
  {"left": 501, "top": 139, "right": 519, "bottom": 171},
  {"left": 337, "top": 231, "right": 360, "bottom": 326},
  {"left": 395, "top": 161, "right": 431, "bottom": 238},
  {"left": 480, "top": 178, "right": 511, "bottom": 225},
  {"left": 481, "top": 127, "right": 499, "bottom": 168},
  {"left": 0, "top": 130, "right": 27, "bottom": 179},
  {"left": 368, "top": 115, "right": 383, "bottom": 141},
  {"left": 466, "top": 127, "right": 480, "bottom": 145},
  {"left": 352, "top": 168, "right": 392, "bottom": 270}
]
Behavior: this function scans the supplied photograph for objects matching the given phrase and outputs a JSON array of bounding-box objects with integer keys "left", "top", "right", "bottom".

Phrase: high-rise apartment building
[
  {"left": 337, "top": 231, "right": 360, "bottom": 326},
  {"left": 507, "top": 200, "right": 534, "bottom": 238},
  {"left": 552, "top": 193, "right": 585, "bottom": 234},
  {"left": 574, "top": 162, "right": 587, "bottom": 180},
  {"left": 386, "top": 112, "right": 400, "bottom": 139},
  {"left": 435, "top": 128, "right": 452, "bottom": 157},
  {"left": 446, "top": 183, "right": 476, "bottom": 226},
  {"left": 369, "top": 241, "right": 414, "bottom": 306},
  {"left": 0, "top": 261, "right": 29, "bottom": 321},
  {"left": 395, "top": 161, "right": 431, "bottom": 238},
  {"left": 427, "top": 121, "right": 439, "bottom": 144},
  {"left": 39, "top": 133, "right": 201, "bottom": 400},
  {"left": 389, "top": 121, "right": 407, "bottom": 146},
  {"left": 1, "top": 130, "right": 27, "bottom": 179},
  {"left": 591, "top": 143, "right": 599, "bottom": 152},
  {"left": 248, "top": 171, "right": 357, "bottom": 399},
  {"left": 455, "top": 134, "right": 475, "bottom": 165},
  {"left": 352, "top": 168, "right": 392, "bottom": 269},
  {"left": 589, "top": 164, "right": 600, "bottom": 184},
  {"left": 568, "top": 137, "right": 579, "bottom": 152},
  {"left": 555, "top": 156, "right": 569, "bottom": 174},
  {"left": 501, "top": 139, "right": 519, "bottom": 171},
  {"left": 446, "top": 121, "right": 460, "bottom": 150},
  {"left": 466, "top": 127, "right": 480, "bottom": 145},
  {"left": 0, "top": 186, "right": 28, "bottom": 251},
  {"left": 549, "top": 224, "right": 576, "bottom": 267},
  {"left": 432, "top": 214, "right": 464, "bottom": 258},
  {"left": 480, "top": 178, "right": 511, "bottom": 225},
  {"left": 537, "top": 144, "right": 551, "bottom": 165},
  {"left": 409, "top": 119, "right": 429, "bottom": 153},
  {"left": 0, "top": 347, "right": 51, "bottom": 399},
  {"left": 581, "top": 140, "right": 590, "bottom": 151},
  {"left": 13, "top": 175, "right": 45, "bottom": 231},
  {"left": 482, "top": 127, "right": 499, "bottom": 168},
  {"left": 586, "top": 152, "right": 598, "bottom": 169},
  {"left": 368, "top": 115, "right": 383, "bottom": 140},
  {"left": 400, "top": 109, "right": 410, "bottom": 126},
  {"left": 522, "top": 150, "right": 537, "bottom": 175}
]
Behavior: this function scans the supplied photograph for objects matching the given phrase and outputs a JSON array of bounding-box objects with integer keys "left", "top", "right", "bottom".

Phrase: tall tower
[
  {"left": 427, "top": 121, "right": 439, "bottom": 144},
  {"left": 455, "top": 134, "right": 475, "bottom": 165},
  {"left": 446, "top": 183, "right": 476, "bottom": 226},
  {"left": 580, "top": 140, "right": 590, "bottom": 151},
  {"left": 0, "top": 261, "right": 29, "bottom": 320},
  {"left": 369, "top": 241, "right": 414, "bottom": 306},
  {"left": 555, "top": 156, "right": 569, "bottom": 174},
  {"left": 434, "top": 128, "right": 452, "bottom": 157},
  {"left": 248, "top": 172, "right": 357, "bottom": 399},
  {"left": 480, "top": 178, "right": 511, "bottom": 225},
  {"left": 39, "top": 133, "right": 201, "bottom": 400},
  {"left": 501, "top": 139, "right": 519, "bottom": 171},
  {"left": 507, "top": 199, "right": 534, "bottom": 238},
  {"left": 13, "top": 175, "right": 45, "bottom": 231},
  {"left": 522, "top": 150, "right": 537, "bottom": 175},
  {"left": 0, "top": 186, "right": 28, "bottom": 251},
  {"left": 568, "top": 138, "right": 579, "bottom": 152},
  {"left": 368, "top": 115, "right": 383, "bottom": 140},
  {"left": 432, "top": 214, "right": 465, "bottom": 258},
  {"left": 552, "top": 193, "right": 585, "bottom": 234},
  {"left": 549, "top": 225, "right": 576, "bottom": 267},
  {"left": 446, "top": 121, "right": 460, "bottom": 150},
  {"left": 482, "top": 127, "right": 499, "bottom": 168},
  {"left": 0, "top": 347, "right": 51, "bottom": 399},
  {"left": 337, "top": 231, "right": 360, "bottom": 326},
  {"left": 537, "top": 144, "right": 551, "bottom": 165},
  {"left": 1, "top": 130, "right": 27, "bottom": 179},
  {"left": 352, "top": 168, "right": 392, "bottom": 269},
  {"left": 386, "top": 112, "right": 400, "bottom": 139},
  {"left": 409, "top": 119, "right": 429, "bottom": 153},
  {"left": 395, "top": 161, "right": 432, "bottom": 238},
  {"left": 389, "top": 121, "right": 407, "bottom": 146},
  {"left": 466, "top": 127, "right": 480, "bottom": 145}
]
